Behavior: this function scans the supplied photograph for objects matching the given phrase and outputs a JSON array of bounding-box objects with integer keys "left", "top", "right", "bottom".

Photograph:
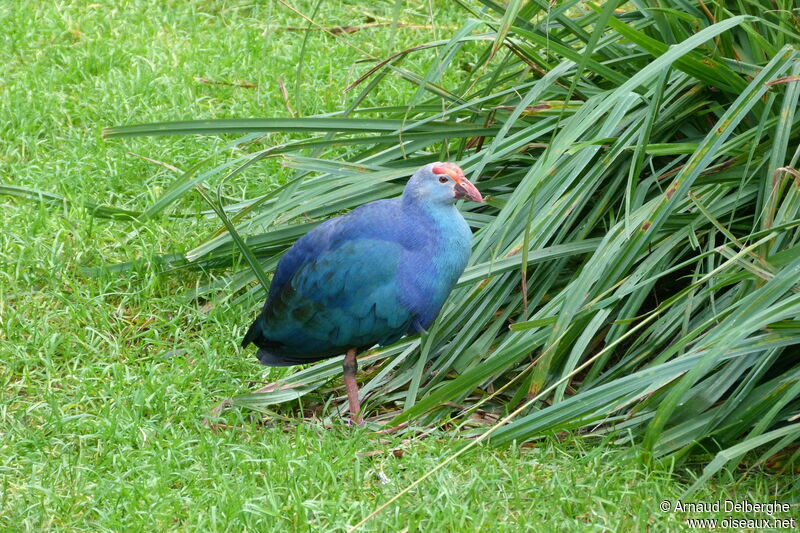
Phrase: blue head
[{"left": 402, "top": 162, "right": 483, "bottom": 207}]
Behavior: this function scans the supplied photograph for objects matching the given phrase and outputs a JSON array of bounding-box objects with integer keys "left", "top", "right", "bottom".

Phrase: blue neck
[{"left": 402, "top": 191, "right": 459, "bottom": 225}]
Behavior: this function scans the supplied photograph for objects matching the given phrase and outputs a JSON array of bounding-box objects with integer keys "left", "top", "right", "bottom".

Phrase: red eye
[{"left": 438, "top": 176, "right": 449, "bottom": 183}]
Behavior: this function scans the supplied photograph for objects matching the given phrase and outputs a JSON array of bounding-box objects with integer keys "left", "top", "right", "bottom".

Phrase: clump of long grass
[{"left": 36, "top": 1, "right": 800, "bottom": 490}]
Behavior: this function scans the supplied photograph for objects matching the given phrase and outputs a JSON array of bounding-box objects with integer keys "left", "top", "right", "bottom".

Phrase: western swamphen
[{"left": 242, "top": 162, "right": 483, "bottom": 424}]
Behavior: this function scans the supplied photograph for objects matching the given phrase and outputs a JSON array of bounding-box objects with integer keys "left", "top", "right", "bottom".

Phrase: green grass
[{"left": 1, "top": 1, "right": 797, "bottom": 531}]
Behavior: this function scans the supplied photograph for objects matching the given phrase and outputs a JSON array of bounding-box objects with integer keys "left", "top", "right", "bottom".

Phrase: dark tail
[
  {"left": 255, "top": 348, "right": 296, "bottom": 367},
  {"left": 241, "top": 316, "right": 296, "bottom": 367},
  {"left": 241, "top": 318, "right": 264, "bottom": 349}
]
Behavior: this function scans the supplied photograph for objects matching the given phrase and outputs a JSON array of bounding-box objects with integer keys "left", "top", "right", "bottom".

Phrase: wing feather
[{"left": 261, "top": 237, "right": 412, "bottom": 358}]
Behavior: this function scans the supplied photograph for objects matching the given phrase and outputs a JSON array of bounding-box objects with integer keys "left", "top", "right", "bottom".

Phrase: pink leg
[{"left": 343, "top": 348, "right": 363, "bottom": 426}]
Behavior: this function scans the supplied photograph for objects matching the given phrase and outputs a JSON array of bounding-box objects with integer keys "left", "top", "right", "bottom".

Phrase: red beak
[
  {"left": 432, "top": 162, "right": 484, "bottom": 203},
  {"left": 454, "top": 178, "right": 483, "bottom": 203}
]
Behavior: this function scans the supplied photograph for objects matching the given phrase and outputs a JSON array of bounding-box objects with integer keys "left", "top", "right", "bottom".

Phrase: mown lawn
[{"left": 1, "top": 1, "right": 796, "bottom": 531}]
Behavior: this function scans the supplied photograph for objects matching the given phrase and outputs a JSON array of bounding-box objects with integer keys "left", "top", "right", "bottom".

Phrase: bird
[{"left": 241, "top": 162, "right": 483, "bottom": 424}]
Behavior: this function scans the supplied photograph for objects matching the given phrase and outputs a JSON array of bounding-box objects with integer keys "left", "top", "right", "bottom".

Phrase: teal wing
[{"left": 260, "top": 238, "right": 413, "bottom": 359}]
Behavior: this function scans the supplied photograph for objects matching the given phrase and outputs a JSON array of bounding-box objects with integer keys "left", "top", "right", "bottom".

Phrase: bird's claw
[{"left": 345, "top": 416, "right": 365, "bottom": 427}]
